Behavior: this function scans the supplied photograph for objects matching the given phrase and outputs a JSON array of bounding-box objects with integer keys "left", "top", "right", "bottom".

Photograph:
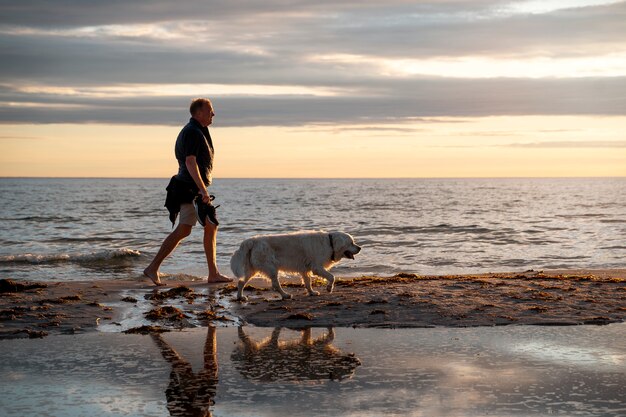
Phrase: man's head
[{"left": 190, "top": 98, "right": 215, "bottom": 127}]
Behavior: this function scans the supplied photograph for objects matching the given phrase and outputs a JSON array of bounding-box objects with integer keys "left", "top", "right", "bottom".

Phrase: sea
[{"left": 0, "top": 177, "right": 624, "bottom": 283}]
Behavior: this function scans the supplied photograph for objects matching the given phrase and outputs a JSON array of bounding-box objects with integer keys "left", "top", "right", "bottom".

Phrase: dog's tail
[{"left": 230, "top": 239, "right": 255, "bottom": 278}]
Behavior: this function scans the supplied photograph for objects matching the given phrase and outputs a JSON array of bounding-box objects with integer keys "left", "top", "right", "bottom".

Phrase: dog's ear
[{"left": 331, "top": 232, "right": 348, "bottom": 260}]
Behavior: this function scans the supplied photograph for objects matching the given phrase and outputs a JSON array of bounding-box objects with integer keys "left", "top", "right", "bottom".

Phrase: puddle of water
[
  {"left": 0, "top": 324, "right": 624, "bottom": 416},
  {"left": 98, "top": 287, "right": 241, "bottom": 332}
]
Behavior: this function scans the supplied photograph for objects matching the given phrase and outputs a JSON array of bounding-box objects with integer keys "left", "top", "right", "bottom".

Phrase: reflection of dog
[
  {"left": 231, "top": 327, "right": 361, "bottom": 382},
  {"left": 230, "top": 231, "right": 361, "bottom": 301}
]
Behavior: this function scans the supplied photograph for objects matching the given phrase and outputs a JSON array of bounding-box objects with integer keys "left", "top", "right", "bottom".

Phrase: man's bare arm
[{"left": 185, "top": 155, "right": 210, "bottom": 203}]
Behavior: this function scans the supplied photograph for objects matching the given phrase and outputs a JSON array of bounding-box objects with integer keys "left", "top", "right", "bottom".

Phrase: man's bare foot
[
  {"left": 143, "top": 267, "right": 166, "bottom": 286},
  {"left": 207, "top": 273, "right": 233, "bottom": 284}
]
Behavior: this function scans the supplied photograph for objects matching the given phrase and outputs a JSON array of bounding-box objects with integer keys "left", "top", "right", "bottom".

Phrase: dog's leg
[
  {"left": 268, "top": 269, "right": 292, "bottom": 300},
  {"left": 300, "top": 328, "right": 312, "bottom": 345},
  {"left": 237, "top": 273, "right": 255, "bottom": 301},
  {"left": 236, "top": 278, "right": 246, "bottom": 301},
  {"left": 237, "top": 326, "right": 256, "bottom": 351},
  {"left": 324, "top": 326, "right": 335, "bottom": 343},
  {"left": 301, "top": 272, "right": 320, "bottom": 296},
  {"left": 270, "top": 328, "right": 282, "bottom": 347},
  {"left": 312, "top": 268, "right": 335, "bottom": 293}
]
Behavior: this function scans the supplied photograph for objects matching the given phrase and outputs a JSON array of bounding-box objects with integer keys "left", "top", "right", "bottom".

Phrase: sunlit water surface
[
  {"left": 0, "top": 324, "right": 624, "bottom": 416},
  {"left": 1, "top": 178, "right": 624, "bottom": 282}
]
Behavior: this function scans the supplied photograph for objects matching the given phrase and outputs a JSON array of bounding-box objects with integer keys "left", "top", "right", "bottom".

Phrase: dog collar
[{"left": 329, "top": 233, "right": 336, "bottom": 262}]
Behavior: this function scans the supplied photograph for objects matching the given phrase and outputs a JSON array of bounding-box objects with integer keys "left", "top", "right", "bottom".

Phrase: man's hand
[
  {"left": 199, "top": 187, "right": 210, "bottom": 203},
  {"left": 185, "top": 155, "right": 210, "bottom": 202}
]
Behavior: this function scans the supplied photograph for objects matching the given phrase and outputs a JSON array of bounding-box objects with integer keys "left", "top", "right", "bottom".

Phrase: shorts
[
  {"left": 178, "top": 202, "right": 219, "bottom": 227},
  {"left": 179, "top": 203, "right": 198, "bottom": 226}
]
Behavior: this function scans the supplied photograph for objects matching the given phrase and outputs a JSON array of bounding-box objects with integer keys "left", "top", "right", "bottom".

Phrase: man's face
[{"left": 197, "top": 103, "right": 215, "bottom": 127}]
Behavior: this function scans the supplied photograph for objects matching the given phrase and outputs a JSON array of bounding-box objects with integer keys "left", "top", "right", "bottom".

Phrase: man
[{"left": 144, "top": 98, "right": 232, "bottom": 286}]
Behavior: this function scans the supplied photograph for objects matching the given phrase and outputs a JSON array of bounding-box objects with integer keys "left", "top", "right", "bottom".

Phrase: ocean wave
[
  {"left": 359, "top": 224, "right": 496, "bottom": 236},
  {"left": 42, "top": 236, "right": 117, "bottom": 243},
  {"left": 160, "top": 273, "right": 205, "bottom": 281},
  {"left": 0, "top": 215, "right": 81, "bottom": 222},
  {"left": 556, "top": 213, "right": 607, "bottom": 219},
  {"left": 0, "top": 248, "right": 142, "bottom": 265}
]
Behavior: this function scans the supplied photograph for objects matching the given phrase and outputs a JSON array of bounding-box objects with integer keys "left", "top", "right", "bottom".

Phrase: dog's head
[{"left": 330, "top": 232, "right": 361, "bottom": 261}]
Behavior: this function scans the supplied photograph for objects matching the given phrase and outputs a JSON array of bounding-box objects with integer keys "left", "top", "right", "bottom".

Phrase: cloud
[
  {"left": 0, "top": 135, "right": 44, "bottom": 140},
  {"left": 311, "top": 126, "right": 430, "bottom": 133},
  {"left": 3, "top": 2, "right": 624, "bottom": 61},
  {"left": 0, "top": 77, "right": 624, "bottom": 126},
  {"left": 504, "top": 140, "right": 626, "bottom": 148},
  {"left": 0, "top": 1, "right": 503, "bottom": 27},
  {"left": 314, "top": 53, "right": 626, "bottom": 78},
  {"left": 457, "top": 131, "right": 522, "bottom": 137},
  {"left": 0, "top": 1, "right": 625, "bottom": 126}
]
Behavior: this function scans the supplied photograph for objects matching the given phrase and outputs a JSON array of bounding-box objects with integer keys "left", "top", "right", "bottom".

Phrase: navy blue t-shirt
[{"left": 174, "top": 118, "right": 214, "bottom": 186}]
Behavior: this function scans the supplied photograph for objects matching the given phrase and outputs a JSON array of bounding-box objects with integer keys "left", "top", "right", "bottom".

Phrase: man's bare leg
[
  {"left": 203, "top": 222, "right": 232, "bottom": 283},
  {"left": 144, "top": 224, "right": 193, "bottom": 286}
]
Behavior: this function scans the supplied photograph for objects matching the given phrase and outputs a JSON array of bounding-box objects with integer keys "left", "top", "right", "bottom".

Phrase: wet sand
[
  {"left": 1, "top": 269, "right": 624, "bottom": 338},
  {"left": 1, "top": 325, "right": 625, "bottom": 416}
]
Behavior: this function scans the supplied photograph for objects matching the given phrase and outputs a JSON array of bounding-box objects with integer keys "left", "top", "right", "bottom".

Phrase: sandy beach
[
  {"left": 1, "top": 269, "right": 624, "bottom": 339},
  {"left": 2, "top": 270, "right": 626, "bottom": 416}
]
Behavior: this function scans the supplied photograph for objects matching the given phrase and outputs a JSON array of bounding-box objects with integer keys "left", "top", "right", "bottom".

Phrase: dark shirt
[
  {"left": 175, "top": 118, "right": 214, "bottom": 186},
  {"left": 165, "top": 118, "right": 215, "bottom": 226}
]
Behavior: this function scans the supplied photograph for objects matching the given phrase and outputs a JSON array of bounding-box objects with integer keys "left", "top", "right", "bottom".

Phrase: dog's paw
[
  {"left": 236, "top": 295, "right": 248, "bottom": 302},
  {"left": 308, "top": 290, "right": 320, "bottom": 296},
  {"left": 326, "top": 284, "right": 334, "bottom": 293},
  {"left": 281, "top": 293, "right": 293, "bottom": 300}
]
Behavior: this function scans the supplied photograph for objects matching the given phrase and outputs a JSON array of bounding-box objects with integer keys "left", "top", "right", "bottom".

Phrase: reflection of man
[
  {"left": 152, "top": 327, "right": 219, "bottom": 417},
  {"left": 144, "top": 98, "right": 232, "bottom": 286}
]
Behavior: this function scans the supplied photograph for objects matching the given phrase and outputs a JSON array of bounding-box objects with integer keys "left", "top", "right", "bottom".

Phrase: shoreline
[{"left": 1, "top": 268, "right": 624, "bottom": 339}]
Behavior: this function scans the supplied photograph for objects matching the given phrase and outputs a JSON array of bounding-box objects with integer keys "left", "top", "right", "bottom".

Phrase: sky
[{"left": 0, "top": 0, "right": 624, "bottom": 178}]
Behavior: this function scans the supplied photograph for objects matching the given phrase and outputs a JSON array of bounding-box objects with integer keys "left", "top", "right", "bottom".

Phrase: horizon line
[{"left": 1, "top": 175, "right": 625, "bottom": 180}]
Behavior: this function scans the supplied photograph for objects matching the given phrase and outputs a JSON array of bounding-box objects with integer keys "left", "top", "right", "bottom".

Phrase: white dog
[{"left": 230, "top": 231, "right": 361, "bottom": 301}]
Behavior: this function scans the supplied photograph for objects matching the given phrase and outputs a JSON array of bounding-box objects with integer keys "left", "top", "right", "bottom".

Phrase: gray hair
[{"left": 189, "top": 98, "right": 212, "bottom": 116}]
